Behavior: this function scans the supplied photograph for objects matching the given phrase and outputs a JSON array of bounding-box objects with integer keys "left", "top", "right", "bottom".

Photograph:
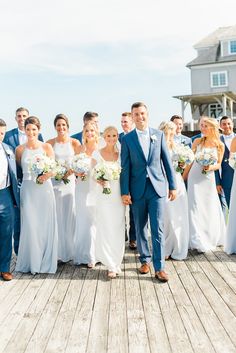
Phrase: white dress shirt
[
  {"left": 223, "top": 133, "right": 234, "bottom": 151},
  {"left": 136, "top": 128, "right": 150, "bottom": 160},
  {"left": 0, "top": 144, "right": 10, "bottom": 189},
  {"left": 18, "top": 129, "right": 27, "bottom": 145}
]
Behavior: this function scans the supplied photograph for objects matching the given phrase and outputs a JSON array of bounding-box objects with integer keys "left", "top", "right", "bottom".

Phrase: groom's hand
[
  {"left": 121, "top": 195, "right": 132, "bottom": 205},
  {"left": 168, "top": 189, "right": 177, "bottom": 201}
]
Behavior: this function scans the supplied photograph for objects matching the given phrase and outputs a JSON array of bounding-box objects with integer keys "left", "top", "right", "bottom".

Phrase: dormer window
[
  {"left": 210, "top": 71, "right": 228, "bottom": 87},
  {"left": 229, "top": 40, "right": 236, "bottom": 54}
]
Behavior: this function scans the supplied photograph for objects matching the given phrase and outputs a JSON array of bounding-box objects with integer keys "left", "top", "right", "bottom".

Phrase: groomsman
[
  {"left": 120, "top": 102, "right": 177, "bottom": 282},
  {"left": 0, "top": 119, "right": 19, "bottom": 280},
  {"left": 216, "top": 116, "right": 235, "bottom": 207},
  {"left": 170, "top": 115, "right": 192, "bottom": 147},
  {"left": 71, "top": 111, "right": 99, "bottom": 143},
  {"left": 3, "top": 107, "right": 43, "bottom": 255},
  {"left": 119, "top": 112, "right": 136, "bottom": 249}
]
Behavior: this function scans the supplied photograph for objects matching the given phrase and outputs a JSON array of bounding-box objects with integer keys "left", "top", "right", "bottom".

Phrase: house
[{"left": 174, "top": 25, "right": 236, "bottom": 129}]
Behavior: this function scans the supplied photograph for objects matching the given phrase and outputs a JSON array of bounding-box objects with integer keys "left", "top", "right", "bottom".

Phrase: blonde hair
[
  {"left": 82, "top": 121, "right": 99, "bottom": 144},
  {"left": 159, "top": 121, "right": 176, "bottom": 149},
  {"left": 159, "top": 121, "right": 176, "bottom": 134},
  {"left": 102, "top": 126, "right": 118, "bottom": 138},
  {"left": 200, "top": 117, "right": 222, "bottom": 148}
]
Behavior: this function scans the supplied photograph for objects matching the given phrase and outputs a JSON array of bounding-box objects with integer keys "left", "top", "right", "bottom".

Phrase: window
[
  {"left": 210, "top": 71, "right": 228, "bottom": 87},
  {"left": 229, "top": 40, "right": 236, "bottom": 54},
  {"left": 208, "top": 104, "right": 223, "bottom": 119}
]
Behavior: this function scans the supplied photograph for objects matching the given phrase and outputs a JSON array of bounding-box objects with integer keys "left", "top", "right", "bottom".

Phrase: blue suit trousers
[
  {"left": 131, "top": 178, "right": 165, "bottom": 271},
  {"left": 0, "top": 187, "right": 14, "bottom": 272}
]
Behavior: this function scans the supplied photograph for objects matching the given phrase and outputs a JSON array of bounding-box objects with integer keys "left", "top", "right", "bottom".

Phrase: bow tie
[{"left": 137, "top": 130, "right": 148, "bottom": 136}]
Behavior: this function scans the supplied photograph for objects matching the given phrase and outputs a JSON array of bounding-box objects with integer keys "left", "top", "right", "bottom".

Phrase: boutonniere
[{"left": 150, "top": 134, "right": 157, "bottom": 143}]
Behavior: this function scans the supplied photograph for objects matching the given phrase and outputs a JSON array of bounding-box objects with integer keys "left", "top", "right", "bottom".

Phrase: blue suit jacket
[
  {"left": 2, "top": 142, "right": 20, "bottom": 207},
  {"left": 3, "top": 128, "right": 43, "bottom": 182},
  {"left": 71, "top": 131, "right": 83, "bottom": 144},
  {"left": 215, "top": 134, "right": 235, "bottom": 189},
  {"left": 191, "top": 133, "right": 202, "bottom": 142},
  {"left": 174, "top": 134, "right": 192, "bottom": 147},
  {"left": 118, "top": 132, "right": 125, "bottom": 144},
  {"left": 120, "top": 128, "right": 177, "bottom": 201}
]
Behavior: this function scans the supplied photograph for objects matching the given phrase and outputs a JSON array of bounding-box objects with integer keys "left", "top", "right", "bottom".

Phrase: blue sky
[{"left": 0, "top": 0, "right": 235, "bottom": 139}]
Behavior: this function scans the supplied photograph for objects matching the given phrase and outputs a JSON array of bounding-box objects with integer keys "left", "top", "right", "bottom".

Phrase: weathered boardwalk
[{"left": 0, "top": 246, "right": 236, "bottom": 353}]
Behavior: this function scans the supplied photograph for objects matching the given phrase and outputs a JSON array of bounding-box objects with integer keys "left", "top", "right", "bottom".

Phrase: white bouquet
[
  {"left": 28, "top": 154, "right": 56, "bottom": 184},
  {"left": 228, "top": 152, "right": 236, "bottom": 170},
  {"left": 195, "top": 148, "right": 218, "bottom": 174},
  {"left": 54, "top": 159, "right": 70, "bottom": 184},
  {"left": 71, "top": 153, "right": 91, "bottom": 181},
  {"left": 92, "top": 161, "right": 121, "bottom": 194},
  {"left": 172, "top": 144, "right": 194, "bottom": 173}
]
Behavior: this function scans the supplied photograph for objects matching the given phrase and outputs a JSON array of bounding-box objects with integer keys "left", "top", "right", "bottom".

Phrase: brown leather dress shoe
[
  {"left": 138, "top": 263, "right": 150, "bottom": 274},
  {"left": 155, "top": 271, "right": 169, "bottom": 282},
  {"left": 1, "top": 272, "right": 13, "bottom": 281},
  {"left": 129, "top": 240, "right": 137, "bottom": 250}
]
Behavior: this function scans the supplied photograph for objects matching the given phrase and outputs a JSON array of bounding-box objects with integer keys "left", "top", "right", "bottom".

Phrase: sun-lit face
[
  {"left": 55, "top": 119, "right": 68, "bottom": 136},
  {"left": 25, "top": 123, "right": 39, "bottom": 141},
  {"left": 15, "top": 110, "right": 29, "bottom": 130},
  {"left": 121, "top": 116, "right": 133, "bottom": 133},
  {"left": 91, "top": 116, "right": 99, "bottom": 129},
  {"left": 172, "top": 118, "right": 183, "bottom": 134},
  {"left": 132, "top": 106, "right": 148, "bottom": 131},
  {"left": 220, "top": 118, "right": 233, "bottom": 135},
  {"left": 0, "top": 126, "right": 6, "bottom": 142},
  {"left": 201, "top": 122, "right": 212, "bottom": 137},
  {"left": 104, "top": 129, "right": 118, "bottom": 146},
  {"left": 84, "top": 125, "right": 97, "bottom": 141},
  {"left": 199, "top": 117, "right": 207, "bottom": 133}
]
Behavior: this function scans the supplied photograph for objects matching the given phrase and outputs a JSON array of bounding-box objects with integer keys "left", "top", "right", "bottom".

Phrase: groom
[{"left": 120, "top": 102, "right": 177, "bottom": 282}]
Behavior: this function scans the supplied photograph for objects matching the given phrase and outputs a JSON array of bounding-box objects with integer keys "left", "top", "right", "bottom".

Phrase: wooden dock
[{"left": 0, "top": 246, "right": 236, "bottom": 353}]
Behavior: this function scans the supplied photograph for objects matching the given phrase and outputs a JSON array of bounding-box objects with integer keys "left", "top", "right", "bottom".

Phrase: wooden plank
[
  {"left": 107, "top": 262, "right": 128, "bottom": 353},
  {"left": 153, "top": 260, "right": 194, "bottom": 353},
  {"left": 23, "top": 264, "right": 76, "bottom": 353},
  {"left": 190, "top": 251, "right": 236, "bottom": 315},
  {"left": 44, "top": 265, "right": 87, "bottom": 353},
  {"left": 124, "top": 247, "right": 151, "bottom": 353},
  {"left": 169, "top": 260, "right": 215, "bottom": 353},
  {"left": 85, "top": 265, "right": 111, "bottom": 353},
  {"left": 2, "top": 268, "right": 63, "bottom": 353},
  {"left": 184, "top": 253, "right": 236, "bottom": 352},
  {"left": 64, "top": 265, "right": 100, "bottom": 353},
  {"left": 137, "top": 258, "right": 171, "bottom": 353},
  {"left": 0, "top": 273, "right": 48, "bottom": 353}
]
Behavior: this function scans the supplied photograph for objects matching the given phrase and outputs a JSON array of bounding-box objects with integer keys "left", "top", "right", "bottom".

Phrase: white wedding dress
[
  {"left": 164, "top": 152, "right": 189, "bottom": 260},
  {"left": 188, "top": 146, "right": 225, "bottom": 252},
  {"left": 92, "top": 151, "right": 125, "bottom": 273},
  {"left": 225, "top": 171, "right": 236, "bottom": 254},
  {"left": 53, "top": 141, "right": 75, "bottom": 262},
  {"left": 16, "top": 147, "right": 58, "bottom": 274},
  {"left": 74, "top": 154, "right": 96, "bottom": 265}
]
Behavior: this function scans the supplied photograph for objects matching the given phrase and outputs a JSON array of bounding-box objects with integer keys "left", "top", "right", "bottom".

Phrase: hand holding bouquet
[
  {"left": 54, "top": 159, "right": 71, "bottom": 184},
  {"left": 172, "top": 144, "right": 195, "bottom": 173},
  {"left": 71, "top": 153, "right": 91, "bottom": 181},
  {"left": 195, "top": 148, "right": 218, "bottom": 174},
  {"left": 92, "top": 161, "right": 121, "bottom": 194},
  {"left": 28, "top": 154, "right": 56, "bottom": 184}
]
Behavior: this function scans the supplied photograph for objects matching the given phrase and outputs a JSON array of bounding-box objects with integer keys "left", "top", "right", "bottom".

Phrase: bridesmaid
[
  {"left": 92, "top": 126, "right": 125, "bottom": 279},
  {"left": 183, "top": 117, "right": 225, "bottom": 252},
  {"left": 73, "top": 121, "right": 99, "bottom": 268},
  {"left": 159, "top": 121, "right": 189, "bottom": 260},
  {"left": 15, "top": 116, "right": 58, "bottom": 274},
  {"left": 225, "top": 136, "right": 236, "bottom": 254},
  {"left": 47, "top": 114, "right": 80, "bottom": 262}
]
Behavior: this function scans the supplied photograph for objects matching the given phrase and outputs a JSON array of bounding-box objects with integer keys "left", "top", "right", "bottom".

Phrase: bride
[
  {"left": 92, "top": 126, "right": 125, "bottom": 279},
  {"left": 183, "top": 117, "right": 225, "bottom": 253}
]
